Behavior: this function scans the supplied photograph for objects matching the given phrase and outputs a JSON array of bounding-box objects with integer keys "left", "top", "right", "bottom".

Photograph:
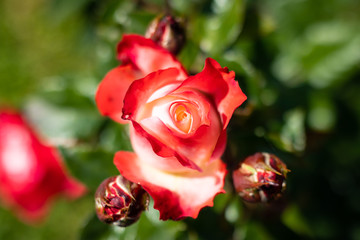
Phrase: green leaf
[
  {"left": 135, "top": 207, "right": 186, "bottom": 240},
  {"left": 25, "top": 97, "right": 102, "bottom": 140},
  {"left": 222, "top": 49, "right": 265, "bottom": 107},
  {"left": 308, "top": 93, "right": 336, "bottom": 132},
  {"left": 60, "top": 146, "right": 118, "bottom": 191},
  {"left": 80, "top": 214, "right": 113, "bottom": 240},
  {"left": 98, "top": 121, "right": 133, "bottom": 153},
  {"left": 242, "top": 222, "right": 274, "bottom": 240},
  {"left": 125, "top": 11, "right": 156, "bottom": 34},
  {"left": 177, "top": 40, "right": 200, "bottom": 71},
  {"left": 49, "top": 0, "right": 90, "bottom": 23},
  {"left": 224, "top": 198, "right": 242, "bottom": 224},
  {"left": 282, "top": 204, "right": 314, "bottom": 237},
  {"left": 85, "top": 201, "right": 186, "bottom": 240},
  {"left": 198, "top": 0, "right": 245, "bottom": 56},
  {"left": 272, "top": 20, "right": 360, "bottom": 88},
  {"left": 269, "top": 108, "right": 306, "bottom": 153}
]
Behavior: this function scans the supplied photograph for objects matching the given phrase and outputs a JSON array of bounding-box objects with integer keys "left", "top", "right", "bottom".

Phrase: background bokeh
[{"left": 1, "top": 0, "right": 360, "bottom": 239}]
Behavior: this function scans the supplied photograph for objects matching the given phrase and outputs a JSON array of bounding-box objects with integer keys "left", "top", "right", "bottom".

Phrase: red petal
[
  {"left": 0, "top": 110, "right": 86, "bottom": 223},
  {"left": 131, "top": 120, "right": 201, "bottom": 171},
  {"left": 128, "top": 124, "right": 193, "bottom": 172},
  {"left": 114, "top": 151, "right": 227, "bottom": 220},
  {"left": 211, "top": 130, "right": 227, "bottom": 161},
  {"left": 95, "top": 65, "right": 141, "bottom": 123},
  {"left": 117, "top": 34, "right": 187, "bottom": 79},
  {"left": 123, "top": 68, "right": 185, "bottom": 121},
  {"left": 179, "top": 58, "right": 247, "bottom": 128},
  {"left": 96, "top": 34, "right": 187, "bottom": 123},
  {"left": 136, "top": 114, "right": 220, "bottom": 169},
  {"left": 124, "top": 68, "right": 224, "bottom": 169}
]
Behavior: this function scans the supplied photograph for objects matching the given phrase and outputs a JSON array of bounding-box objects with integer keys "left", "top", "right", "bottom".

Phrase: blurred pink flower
[{"left": 0, "top": 109, "right": 86, "bottom": 223}]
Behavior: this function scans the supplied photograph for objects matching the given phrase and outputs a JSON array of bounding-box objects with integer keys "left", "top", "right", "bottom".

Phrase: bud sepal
[
  {"left": 95, "top": 175, "right": 149, "bottom": 227},
  {"left": 145, "top": 14, "right": 186, "bottom": 55},
  {"left": 232, "top": 152, "right": 289, "bottom": 203}
]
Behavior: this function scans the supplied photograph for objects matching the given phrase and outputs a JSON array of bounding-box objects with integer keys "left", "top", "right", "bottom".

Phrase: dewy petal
[
  {"left": 178, "top": 58, "right": 247, "bottom": 128},
  {"left": 95, "top": 65, "right": 141, "bottom": 124},
  {"left": 0, "top": 110, "right": 86, "bottom": 222},
  {"left": 117, "top": 34, "right": 187, "bottom": 79},
  {"left": 114, "top": 151, "right": 227, "bottom": 220}
]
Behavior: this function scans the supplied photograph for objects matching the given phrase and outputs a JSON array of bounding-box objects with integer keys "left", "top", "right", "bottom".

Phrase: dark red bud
[
  {"left": 95, "top": 175, "right": 149, "bottom": 227},
  {"left": 232, "top": 153, "right": 289, "bottom": 203},
  {"left": 145, "top": 15, "right": 186, "bottom": 55}
]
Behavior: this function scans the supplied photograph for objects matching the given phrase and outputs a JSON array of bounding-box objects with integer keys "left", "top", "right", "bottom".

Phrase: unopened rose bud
[
  {"left": 95, "top": 175, "right": 149, "bottom": 227},
  {"left": 145, "top": 15, "right": 186, "bottom": 55},
  {"left": 232, "top": 153, "right": 289, "bottom": 203}
]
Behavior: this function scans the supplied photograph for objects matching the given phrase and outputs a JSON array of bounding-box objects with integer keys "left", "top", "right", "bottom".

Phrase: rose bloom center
[{"left": 171, "top": 103, "right": 193, "bottom": 133}]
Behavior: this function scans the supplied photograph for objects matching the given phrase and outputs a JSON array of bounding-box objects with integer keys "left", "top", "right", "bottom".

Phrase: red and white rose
[{"left": 96, "top": 34, "right": 247, "bottom": 220}]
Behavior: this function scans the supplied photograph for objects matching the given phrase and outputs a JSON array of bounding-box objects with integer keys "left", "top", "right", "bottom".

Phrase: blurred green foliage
[{"left": 1, "top": 0, "right": 360, "bottom": 239}]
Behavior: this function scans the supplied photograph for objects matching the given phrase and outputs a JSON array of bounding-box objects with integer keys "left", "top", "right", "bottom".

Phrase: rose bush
[
  {"left": 0, "top": 109, "right": 86, "bottom": 223},
  {"left": 96, "top": 34, "right": 247, "bottom": 220}
]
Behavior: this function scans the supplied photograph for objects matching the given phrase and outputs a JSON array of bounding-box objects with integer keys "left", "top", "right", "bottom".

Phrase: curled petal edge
[
  {"left": 113, "top": 151, "right": 227, "bottom": 220},
  {"left": 117, "top": 34, "right": 187, "bottom": 79},
  {"left": 95, "top": 65, "right": 140, "bottom": 124},
  {"left": 178, "top": 58, "right": 247, "bottom": 128}
]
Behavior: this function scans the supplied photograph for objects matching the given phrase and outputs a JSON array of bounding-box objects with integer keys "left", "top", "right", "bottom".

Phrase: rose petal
[
  {"left": 137, "top": 90, "right": 211, "bottom": 136},
  {"left": 168, "top": 91, "right": 212, "bottom": 130},
  {"left": 95, "top": 65, "right": 140, "bottom": 123},
  {"left": 96, "top": 34, "right": 188, "bottom": 123},
  {"left": 114, "top": 151, "right": 227, "bottom": 220},
  {"left": 211, "top": 130, "right": 227, "bottom": 161},
  {"left": 131, "top": 120, "right": 201, "bottom": 171},
  {"left": 178, "top": 58, "right": 247, "bottom": 128},
  {"left": 123, "top": 68, "right": 223, "bottom": 168},
  {"left": 209, "top": 59, "right": 247, "bottom": 128},
  {"left": 137, "top": 114, "right": 220, "bottom": 169},
  {"left": 122, "top": 68, "right": 185, "bottom": 121},
  {"left": 117, "top": 34, "right": 187, "bottom": 79}
]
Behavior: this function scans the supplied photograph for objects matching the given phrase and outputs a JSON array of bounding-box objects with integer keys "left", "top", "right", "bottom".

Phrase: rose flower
[
  {"left": 0, "top": 109, "right": 86, "bottom": 223},
  {"left": 96, "top": 35, "right": 247, "bottom": 220}
]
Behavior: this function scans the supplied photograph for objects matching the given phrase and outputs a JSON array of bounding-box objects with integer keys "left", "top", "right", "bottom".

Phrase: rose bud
[
  {"left": 95, "top": 175, "right": 149, "bottom": 227},
  {"left": 145, "top": 15, "right": 186, "bottom": 55},
  {"left": 232, "top": 153, "right": 289, "bottom": 203}
]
